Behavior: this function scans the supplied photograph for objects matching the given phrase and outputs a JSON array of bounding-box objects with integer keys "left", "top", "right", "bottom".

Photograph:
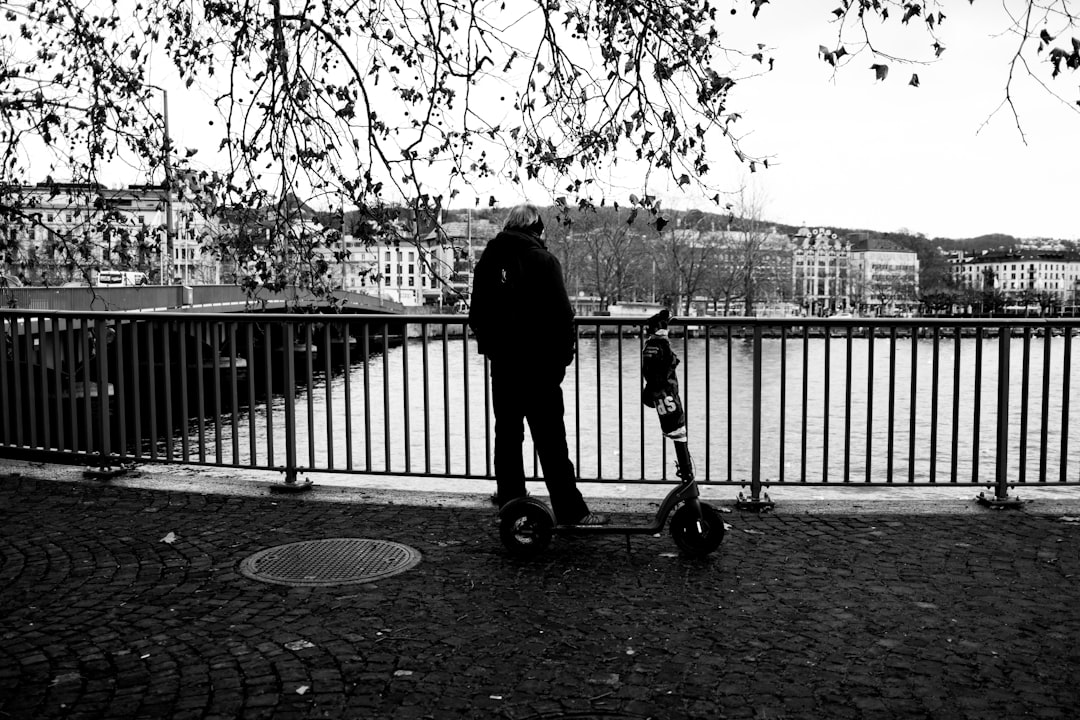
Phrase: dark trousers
[{"left": 491, "top": 363, "right": 589, "bottom": 525}]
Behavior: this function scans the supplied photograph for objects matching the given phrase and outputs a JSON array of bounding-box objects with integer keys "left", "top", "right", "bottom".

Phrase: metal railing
[{"left": 2, "top": 310, "right": 1079, "bottom": 502}]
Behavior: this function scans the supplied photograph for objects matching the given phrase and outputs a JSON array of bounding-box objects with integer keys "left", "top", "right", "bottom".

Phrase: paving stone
[{"left": 1, "top": 474, "right": 1079, "bottom": 719}]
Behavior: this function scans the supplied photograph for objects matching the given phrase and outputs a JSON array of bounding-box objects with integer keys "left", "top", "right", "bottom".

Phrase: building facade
[
  {"left": 1, "top": 181, "right": 217, "bottom": 285},
  {"left": 790, "top": 227, "right": 851, "bottom": 315},
  {"left": 848, "top": 237, "right": 920, "bottom": 315},
  {"left": 949, "top": 247, "right": 1080, "bottom": 311}
]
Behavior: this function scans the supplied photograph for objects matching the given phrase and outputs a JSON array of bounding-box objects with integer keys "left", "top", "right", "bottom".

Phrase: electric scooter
[{"left": 498, "top": 310, "right": 725, "bottom": 558}]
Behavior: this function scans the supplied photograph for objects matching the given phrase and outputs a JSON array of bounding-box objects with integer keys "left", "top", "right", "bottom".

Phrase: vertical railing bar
[
  {"left": 800, "top": 325, "right": 809, "bottom": 484},
  {"left": 726, "top": 324, "right": 733, "bottom": 484},
  {"left": 343, "top": 319, "right": 354, "bottom": 471},
  {"left": 1039, "top": 329, "right": 1051, "bottom": 483},
  {"left": 402, "top": 321, "right": 412, "bottom": 473},
  {"left": 441, "top": 323, "right": 452, "bottom": 473},
  {"left": 950, "top": 327, "right": 962, "bottom": 483},
  {"left": 972, "top": 328, "right": 984, "bottom": 485},
  {"left": 779, "top": 325, "right": 787, "bottom": 484},
  {"left": 908, "top": 326, "right": 918, "bottom": 484},
  {"left": 843, "top": 325, "right": 853, "bottom": 483},
  {"left": 929, "top": 326, "right": 940, "bottom": 484},
  {"left": 823, "top": 326, "right": 831, "bottom": 483},
  {"left": 113, "top": 320, "right": 127, "bottom": 460},
  {"left": 751, "top": 325, "right": 763, "bottom": 491},
  {"left": 322, "top": 322, "right": 334, "bottom": 470},
  {"left": 67, "top": 319, "right": 80, "bottom": 451},
  {"left": 178, "top": 321, "right": 191, "bottom": 463},
  {"left": 244, "top": 322, "right": 255, "bottom": 467},
  {"left": 94, "top": 317, "right": 111, "bottom": 467},
  {"left": 211, "top": 323, "right": 223, "bottom": 465},
  {"left": 638, "top": 329, "right": 646, "bottom": 481},
  {"left": 161, "top": 323, "right": 173, "bottom": 461},
  {"left": 382, "top": 321, "right": 391, "bottom": 471},
  {"left": 263, "top": 324, "right": 274, "bottom": 467},
  {"left": 305, "top": 323, "right": 316, "bottom": 469},
  {"left": 864, "top": 326, "right": 874, "bottom": 484},
  {"left": 887, "top": 327, "right": 897, "bottom": 483},
  {"left": 80, "top": 318, "right": 94, "bottom": 454},
  {"left": 25, "top": 317, "right": 40, "bottom": 450},
  {"left": 228, "top": 323, "right": 239, "bottom": 465},
  {"left": 1019, "top": 327, "right": 1032, "bottom": 484},
  {"left": 363, "top": 323, "right": 372, "bottom": 471},
  {"left": 63, "top": 320, "right": 78, "bottom": 452},
  {"left": 616, "top": 324, "right": 624, "bottom": 481},
  {"left": 194, "top": 322, "right": 207, "bottom": 464},
  {"left": 704, "top": 324, "right": 712, "bottom": 483},
  {"left": 10, "top": 317, "right": 25, "bottom": 447},
  {"left": 283, "top": 323, "right": 298, "bottom": 482},
  {"left": 25, "top": 317, "right": 39, "bottom": 449},
  {"left": 0, "top": 317, "right": 10, "bottom": 445},
  {"left": 596, "top": 321, "right": 603, "bottom": 481},
  {"left": 994, "top": 326, "right": 1012, "bottom": 499},
  {"left": 421, "top": 322, "right": 431, "bottom": 475},
  {"left": 36, "top": 317, "right": 50, "bottom": 450},
  {"left": 1060, "top": 330, "right": 1072, "bottom": 484},
  {"left": 574, "top": 321, "right": 581, "bottom": 475},
  {"left": 129, "top": 320, "right": 143, "bottom": 458},
  {"left": 51, "top": 320, "right": 65, "bottom": 451},
  {"left": 469, "top": 334, "right": 481, "bottom": 479}
]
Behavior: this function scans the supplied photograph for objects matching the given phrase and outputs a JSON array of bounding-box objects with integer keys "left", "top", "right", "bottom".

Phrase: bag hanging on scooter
[{"left": 641, "top": 317, "right": 687, "bottom": 440}]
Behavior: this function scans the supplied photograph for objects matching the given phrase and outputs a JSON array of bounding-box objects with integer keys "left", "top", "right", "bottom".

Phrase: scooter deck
[{"left": 553, "top": 521, "right": 666, "bottom": 535}]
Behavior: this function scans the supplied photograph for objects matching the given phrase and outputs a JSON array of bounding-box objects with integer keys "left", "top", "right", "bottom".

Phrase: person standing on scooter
[{"left": 468, "top": 203, "right": 608, "bottom": 526}]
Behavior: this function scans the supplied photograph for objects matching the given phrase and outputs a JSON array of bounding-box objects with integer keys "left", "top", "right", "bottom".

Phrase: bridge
[{"left": 0, "top": 284, "right": 406, "bottom": 314}]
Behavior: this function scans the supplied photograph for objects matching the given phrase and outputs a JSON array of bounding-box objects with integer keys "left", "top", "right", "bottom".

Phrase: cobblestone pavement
[{"left": 1, "top": 471, "right": 1079, "bottom": 720}]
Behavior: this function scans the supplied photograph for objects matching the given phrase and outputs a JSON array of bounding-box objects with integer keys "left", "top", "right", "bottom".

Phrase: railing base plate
[
  {"left": 975, "top": 491, "right": 1025, "bottom": 509},
  {"left": 83, "top": 464, "right": 133, "bottom": 480},
  {"left": 735, "top": 491, "right": 775, "bottom": 512},
  {"left": 270, "top": 480, "right": 314, "bottom": 494}
]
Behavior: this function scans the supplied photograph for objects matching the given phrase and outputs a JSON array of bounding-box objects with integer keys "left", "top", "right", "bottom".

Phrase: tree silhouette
[{"left": 2, "top": 1, "right": 1078, "bottom": 294}]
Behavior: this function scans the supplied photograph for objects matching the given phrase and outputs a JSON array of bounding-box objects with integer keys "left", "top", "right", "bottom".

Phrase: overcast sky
[
  {"left": 149, "top": 1, "right": 1078, "bottom": 241},
  {"left": 700, "top": 2, "right": 1080, "bottom": 241}
]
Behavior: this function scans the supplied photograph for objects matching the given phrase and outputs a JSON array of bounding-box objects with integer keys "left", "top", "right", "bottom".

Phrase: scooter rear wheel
[
  {"left": 499, "top": 497, "right": 555, "bottom": 558},
  {"left": 670, "top": 502, "right": 725, "bottom": 557}
]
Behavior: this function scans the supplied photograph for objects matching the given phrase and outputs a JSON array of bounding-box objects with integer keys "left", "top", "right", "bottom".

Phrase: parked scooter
[{"left": 498, "top": 309, "right": 725, "bottom": 557}]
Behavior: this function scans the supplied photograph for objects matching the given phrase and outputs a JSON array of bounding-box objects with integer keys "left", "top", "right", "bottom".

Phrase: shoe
[{"left": 575, "top": 512, "right": 610, "bottom": 526}]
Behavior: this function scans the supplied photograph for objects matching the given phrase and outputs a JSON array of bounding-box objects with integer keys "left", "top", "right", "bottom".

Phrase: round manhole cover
[{"left": 239, "top": 538, "right": 421, "bottom": 587}]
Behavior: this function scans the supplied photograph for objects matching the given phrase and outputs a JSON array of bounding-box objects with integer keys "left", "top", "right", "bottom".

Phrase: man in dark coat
[{"left": 468, "top": 203, "right": 607, "bottom": 526}]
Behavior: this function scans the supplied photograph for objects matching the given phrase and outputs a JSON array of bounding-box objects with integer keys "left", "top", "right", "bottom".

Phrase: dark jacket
[{"left": 468, "top": 229, "right": 575, "bottom": 372}]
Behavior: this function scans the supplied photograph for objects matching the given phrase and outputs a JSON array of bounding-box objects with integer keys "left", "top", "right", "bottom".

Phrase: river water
[{"left": 204, "top": 333, "right": 1080, "bottom": 492}]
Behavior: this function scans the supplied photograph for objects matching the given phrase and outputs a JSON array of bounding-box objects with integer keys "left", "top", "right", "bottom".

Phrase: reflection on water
[{"left": 204, "top": 333, "right": 1080, "bottom": 487}]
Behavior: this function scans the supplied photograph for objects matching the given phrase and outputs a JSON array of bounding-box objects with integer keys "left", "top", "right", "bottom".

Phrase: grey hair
[{"left": 503, "top": 203, "right": 541, "bottom": 230}]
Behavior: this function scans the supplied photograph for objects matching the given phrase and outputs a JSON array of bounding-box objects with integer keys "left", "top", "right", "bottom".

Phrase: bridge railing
[{"left": 2, "top": 310, "right": 1078, "bottom": 501}]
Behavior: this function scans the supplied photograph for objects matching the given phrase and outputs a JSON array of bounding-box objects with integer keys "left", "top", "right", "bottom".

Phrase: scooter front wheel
[
  {"left": 670, "top": 502, "right": 725, "bottom": 557},
  {"left": 499, "top": 497, "right": 555, "bottom": 558}
]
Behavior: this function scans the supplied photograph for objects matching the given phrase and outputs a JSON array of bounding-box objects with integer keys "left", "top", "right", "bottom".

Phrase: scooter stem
[{"left": 673, "top": 440, "right": 694, "bottom": 482}]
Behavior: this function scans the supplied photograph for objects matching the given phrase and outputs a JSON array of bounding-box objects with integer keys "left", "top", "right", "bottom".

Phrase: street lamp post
[{"left": 148, "top": 85, "right": 175, "bottom": 284}]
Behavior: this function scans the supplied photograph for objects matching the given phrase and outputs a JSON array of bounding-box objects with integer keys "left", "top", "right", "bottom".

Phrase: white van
[{"left": 96, "top": 270, "right": 149, "bottom": 287}]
